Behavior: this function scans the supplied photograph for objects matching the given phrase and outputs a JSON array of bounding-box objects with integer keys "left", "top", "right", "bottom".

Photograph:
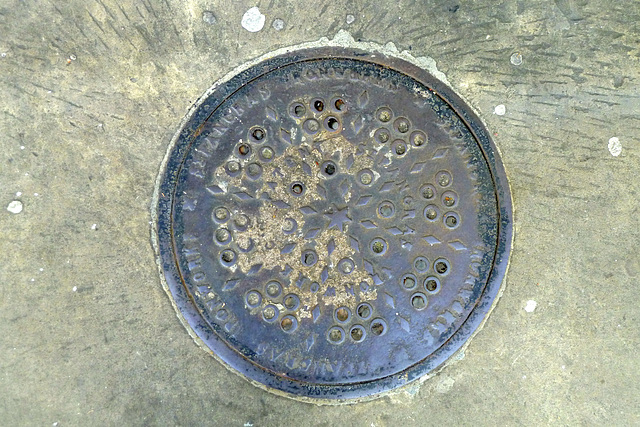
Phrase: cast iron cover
[{"left": 154, "top": 47, "right": 512, "bottom": 400}]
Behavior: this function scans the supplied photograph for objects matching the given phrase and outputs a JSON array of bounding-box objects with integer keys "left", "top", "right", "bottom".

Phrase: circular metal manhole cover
[{"left": 154, "top": 47, "right": 512, "bottom": 401}]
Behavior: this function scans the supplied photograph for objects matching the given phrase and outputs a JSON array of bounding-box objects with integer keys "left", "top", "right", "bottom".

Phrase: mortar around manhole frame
[{"left": 152, "top": 45, "right": 513, "bottom": 402}]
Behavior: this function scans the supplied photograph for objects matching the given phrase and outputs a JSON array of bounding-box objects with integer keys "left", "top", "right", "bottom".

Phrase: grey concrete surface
[{"left": 1, "top": 1, "right": 639, "bottom": 425}]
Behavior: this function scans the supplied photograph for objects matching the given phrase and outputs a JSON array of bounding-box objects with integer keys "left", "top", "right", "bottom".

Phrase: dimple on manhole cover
[{"left": 153, "top": 47, "right": 512, "bottom": 401}]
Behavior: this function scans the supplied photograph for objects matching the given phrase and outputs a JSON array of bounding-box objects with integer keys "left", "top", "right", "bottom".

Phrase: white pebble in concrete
[
  {"left": 272, "top": 18, "right": 284, "bottom": 31},
  {"left": 510, "top": 52, "right": 523, "bottom": 66},
  {"left": 524, "top": 300, "right": 537, "bottom": 313},
  {"left": 494, "top": 104, "right": 506, "bottom": 115},
  {"left": 241, "top": 7, "right": 265, "bottom": 33},
  {"left": 202, "top": 11, "right": 217, "bottom": 25},
  {"left": 7, "top": 200, "right": 23, "bottom": 214},
  {"left": 346, "top": 14, "right": 356, "bottom": 24},
  {"left": 608, "top": 137, "right": 622, "bottom": 157},
  {"left": 435, "top": 376, "right": 455, "bottom": 393}
]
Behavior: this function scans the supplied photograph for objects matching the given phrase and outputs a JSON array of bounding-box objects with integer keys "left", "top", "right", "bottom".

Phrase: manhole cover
[{"left": 154, "top": 47, "right": 512, "bottom": 401}]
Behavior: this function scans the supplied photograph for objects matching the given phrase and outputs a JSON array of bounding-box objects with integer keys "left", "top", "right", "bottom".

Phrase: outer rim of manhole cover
[{"left": 152, "top": 43, "right": 512, "bottom": 403}]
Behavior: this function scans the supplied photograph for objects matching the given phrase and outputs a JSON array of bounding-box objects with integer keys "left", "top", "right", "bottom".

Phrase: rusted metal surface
[{"left": 155, "top": 47, "right": 512, "bottom": 400}]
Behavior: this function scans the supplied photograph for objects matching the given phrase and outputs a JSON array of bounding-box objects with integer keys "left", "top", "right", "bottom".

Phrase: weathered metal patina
[{"left": 154, "top": 47, "right": 512, "bottom": 401}]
